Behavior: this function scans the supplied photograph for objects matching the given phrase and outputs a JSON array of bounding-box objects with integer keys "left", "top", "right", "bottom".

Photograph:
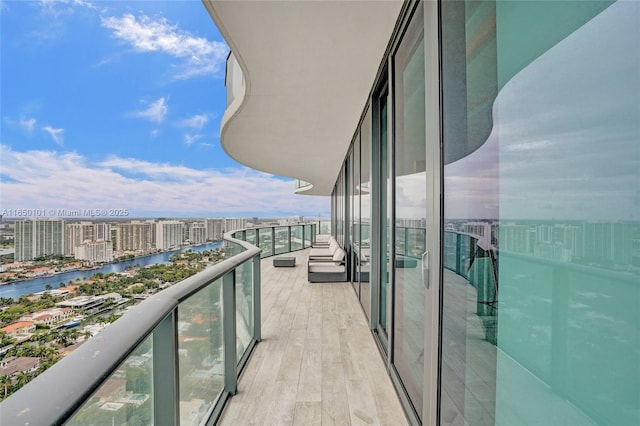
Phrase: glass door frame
[
  {"left": 368, "top": 1, "right": 442, "bottom": 424},
  {"left": 422, "top": 1, "right": 441, "bottom": 424},
  {"left": 371, "top": 80, "right": 390, "bottom": 352}
]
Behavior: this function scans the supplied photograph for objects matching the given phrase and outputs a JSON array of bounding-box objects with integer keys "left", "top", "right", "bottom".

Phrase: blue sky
[{"left": 0, "top": 0, "right": 329, "bottom": 219}]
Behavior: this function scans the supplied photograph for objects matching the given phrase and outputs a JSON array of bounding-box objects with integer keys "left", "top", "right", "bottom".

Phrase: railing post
[
  {"left": 256, "top": 228, "right": 260, "bottom": 253},
  {"left": 223, "top": 270, "right": 237, "bottom": 395},
  {"left": 312, "top": 223, "right": 316, "bottom": 245},
  {"left": 288, "top": 226, "right": 292, "bottom": 252},
  {"left": 152, "top": 312, "right": 179, "bottom": 425},
  {"left": 302, "top": 224, "right": 306, "bottom": 248},
  {"left": 271, "top": 226, "right": 276, "bottom": 256},
  {"left": 253, "top": 254, "right": 261, "bottom": 342},
  {"left": 404, "top": 227, "right": 409, "bottom": 256},
  {"left": 455, "top": 233, "right": 462, "bottom": 274}
]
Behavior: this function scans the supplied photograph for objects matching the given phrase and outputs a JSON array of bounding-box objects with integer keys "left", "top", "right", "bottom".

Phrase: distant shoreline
[{"left": 0, "top": 242, "right": 223, "bottom": 287}]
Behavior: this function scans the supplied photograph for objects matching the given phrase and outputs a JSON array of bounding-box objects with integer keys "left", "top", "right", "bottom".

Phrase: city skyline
[{"left": 0, "top": 0, "right": 330, "bottom": 218}]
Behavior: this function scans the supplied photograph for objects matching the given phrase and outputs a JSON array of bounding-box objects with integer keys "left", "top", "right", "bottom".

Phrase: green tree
[
  {"left": 0, "top": 375, "right": 11, "bottom": 399},
  {"left": 67, "top": 329, "right": 79, "bottom": 344},
  {"left": 15, "top": 371, "right": 32, "bottom": 388},
  {"left": 55, "top": 330, "right": 70, "bottom": 347}
]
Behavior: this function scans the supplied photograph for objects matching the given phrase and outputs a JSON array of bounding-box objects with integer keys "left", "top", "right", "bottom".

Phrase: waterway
[{"left": 0, "top": 242, "right": 223, "bottom": 300}]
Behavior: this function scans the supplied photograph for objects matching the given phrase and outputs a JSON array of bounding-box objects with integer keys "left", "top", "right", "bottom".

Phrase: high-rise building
[
  {"left": 14, "top": 220, "right": 34, "bottom": 262},
  {"left": 114, "top": 222, "right": 153, "bottom": 254},
  {"left": 205, "top": 218, "right": 225, "bottom": 241},
  {"left": 14, "top": 219, "right": 65, "bottom": 261},
  {"left": 74, "top": 241, "right": 113, "bottom": 263},
  {"left": 500, "top": 224, "right": 535, "bottom": 254},
  {"left": 65, "top": 222, "right": 111, "bottom": 256},
  {"left": 225, "top": 218, "right": 247, "bottom": 233},
  {"left": 156, "top": 221, "right": 184, "bottom": 250},
  {"left": 188, "top": 222, "right": 207, "bottom": 245}
]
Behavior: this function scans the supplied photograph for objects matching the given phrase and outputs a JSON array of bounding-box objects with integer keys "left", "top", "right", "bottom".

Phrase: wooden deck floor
[{"left": 219, "top": 249, "right": 408, "bottom": 425}]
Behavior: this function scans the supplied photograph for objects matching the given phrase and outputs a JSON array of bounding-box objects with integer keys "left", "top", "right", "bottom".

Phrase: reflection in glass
[
  {"left": 274, "top": 227, "right": 290, "bottom": 255},
  {"left": 440, "top": 1, "right": 639, "bottom": 425},
  {"left": 245, "top": 229, "right": 257, "bottom": 246},
  {"left": 178, "top": 278, "right": 224, "bottom": 425},
  {"left": 303, "top": 225, "right": 312, "bottom": 248},
  {"left": 351, "top": 138, "right": 360, "bottom": 296},
  {"left": 236, "top": 261, "right": 253, "bottom": 360},
  {"left": 67, "top": 336, "right": 154, "bottom": 426},
  {"left": 393, "top": 3, "right": 425, "bottom": 420},
  {"left": 360, "top": 107, "right": 372, "bottom": 319},
  {"left": 224, "top": 239, "right": 246, "bottom": 259},
  {"left": 291, "top": 225, "right": 303, "bottom": 251},
  {"left": 259, "top": 228, "right": 273, "bottom": 258}
]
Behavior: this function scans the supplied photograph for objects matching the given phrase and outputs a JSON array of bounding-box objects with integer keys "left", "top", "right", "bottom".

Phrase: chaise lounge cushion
[
  {"left": 309, "top": 239, "right": 339, "bottom": 258},
  {"left": 331, "top": 247, "right": 345, "bottom": 265},
  {"left": 307, "top": 246, "right": 347, "bottom": 283},
  {"left": 308, "top": 263, "right": 345, "bottom": 273}
]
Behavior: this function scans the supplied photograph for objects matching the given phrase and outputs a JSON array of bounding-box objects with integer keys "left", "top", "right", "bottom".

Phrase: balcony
[
  {"left": 294, "top": 179, "right": 313, "bottom": 194},
  {"left": 0, "top": 223, "right": 406, "bottom": 425},
  {"left": 218, "top": 248, "right": 405, "bottom": 425}
]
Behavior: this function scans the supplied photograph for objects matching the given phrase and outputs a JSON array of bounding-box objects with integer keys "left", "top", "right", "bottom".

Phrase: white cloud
[
  {"left": 184, "top": 134, "right": 203, "bottom": 146},
  {"left": 101, "top": 14, "right": 229, "bottom": 79},
  {"left": 0, "top": 146, "right": 330, "bottom": 217},
  {"left": 98, "top": 156, "right": 209, "bottom": 180},
  {"left": 39, "top": 0, "right": 97, "bottom": 19},
  {"left": 179, "top": 114, "right": 209, "bottom": 130},
  {"left": 42, "top": 125, "right": 64, "bottom": 145},
  {"left": 20, "top": 116, "right": 37, "bottom": 134},
  {"left": 132, "top": 97, "right": 168, "bottom": 123}
]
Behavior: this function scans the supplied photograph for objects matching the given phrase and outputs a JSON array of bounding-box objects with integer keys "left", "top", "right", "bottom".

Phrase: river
[{"left": 0, "top": 242, "right": 223, "bottom": 300}]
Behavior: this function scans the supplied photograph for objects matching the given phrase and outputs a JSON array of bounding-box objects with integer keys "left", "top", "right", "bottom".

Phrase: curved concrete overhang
[{"left": 203, "top": 0, "right": 403, "bottom": 196}]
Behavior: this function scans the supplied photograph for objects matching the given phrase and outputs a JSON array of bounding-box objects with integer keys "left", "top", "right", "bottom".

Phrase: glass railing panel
[
  {"left": 294, "top": 179, "right": 311, "bottom": 189},
  {"left": 235, "top": 260, "right": 254, "bottom": 362},
  {"left": 224, "top": 239, "right": 246, "bottom": 259},
  {"left": 291, "top": 226, "right": 303, "bottom": 251},
  {"left": 274, "top": 227, "right": 290, "bottom": 255},
  {"left": 406, "top": 227, "right": 426, "bottom": 258},
  {"left": 443, "top": 231, "right": 458, "bottom": 271},
  {"left": 258, "top": 228, "right": 273, "bottom": 258},
  {"left": 319, "top": 220, "right": 331, "bottom": 235},
  {"left": 245, "top": 229, "right": 257, "bottom": 246},
  {"left": 66, "top": 335, "right": 154, "bottom": 426},
  {"left": 459, "top": 235, "right": 471, "bottom": 279},
  {"left": 395, "top": 226, "right": 406, "bottom": 256},
  {"left": 178, "top": 278, "right": 224, "bottom": 425}
]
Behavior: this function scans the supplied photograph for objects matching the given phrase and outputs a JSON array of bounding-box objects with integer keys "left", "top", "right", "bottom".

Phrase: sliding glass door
[
  {"left": 439, "top": 1, "right": 639, "bottom": 425},
  {"left": 391, "top": 2, "right": 427, "bottom": 421}
]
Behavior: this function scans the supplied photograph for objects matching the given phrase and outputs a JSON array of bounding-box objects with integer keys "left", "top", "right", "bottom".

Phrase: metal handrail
[{"left": 1, "top": 233, "right": 260, "bottom": 425}]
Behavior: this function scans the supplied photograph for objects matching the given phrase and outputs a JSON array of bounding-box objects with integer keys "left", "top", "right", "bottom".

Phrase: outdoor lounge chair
[
  {"left": 308, "top": 247, "right": 347, "bottom": 282},
  {"left": 311, "top": 235, "right": 334, "bottom": 248},
  {"left": 315, "top": 234, "right": 331, "bottom": 244},
  {"left": 309, "top": 238, "right": 339, "bottom": 258}
]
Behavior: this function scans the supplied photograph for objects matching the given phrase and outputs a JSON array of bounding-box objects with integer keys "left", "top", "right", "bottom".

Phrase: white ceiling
[{"left": 203, "top": 0, "right": 403, "bottom": 196}]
